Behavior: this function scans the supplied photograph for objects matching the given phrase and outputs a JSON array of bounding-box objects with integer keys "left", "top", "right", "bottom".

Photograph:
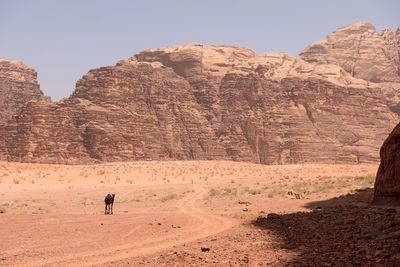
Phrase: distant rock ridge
[{"left": 0, "top": 22, "right": 399, "bottom": 165}]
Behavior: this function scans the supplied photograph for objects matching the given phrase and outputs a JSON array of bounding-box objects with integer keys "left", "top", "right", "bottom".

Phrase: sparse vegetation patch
[
  {"left": 159, "top": 193, "right": 178, "bottom": 202},
  {"left": 209, "top": 188, "right": 220, "bottom": 197}
]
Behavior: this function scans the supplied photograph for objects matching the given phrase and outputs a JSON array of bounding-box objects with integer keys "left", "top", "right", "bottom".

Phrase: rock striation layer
[
  {"left": 0, "top": 101, "right": 88, "bottom": 164},
  {"left": 1, "top": 22, "right": 400, "bottom": 165},
  {"left": 0, "top": 58, "right": 49, "bottom": 124}
]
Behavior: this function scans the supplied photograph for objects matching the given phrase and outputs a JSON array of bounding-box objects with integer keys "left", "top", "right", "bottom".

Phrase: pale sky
[{"left": 0, "top": 0, "right": 399, "bottom": 101}]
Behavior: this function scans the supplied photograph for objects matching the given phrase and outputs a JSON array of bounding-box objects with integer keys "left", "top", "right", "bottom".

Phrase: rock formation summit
[
  {"left": 0, "top": 22, "right": 399, "bottom": 165},
  {"left": 300, "top": 22, "right": 400, "bottom": 83},
  {"left": 0, "top": 58, "right": 49, "bottom": 124}
]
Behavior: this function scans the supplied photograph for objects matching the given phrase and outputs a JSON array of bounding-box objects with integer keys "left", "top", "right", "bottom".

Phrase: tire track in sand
[{"left": 18, "top": 187, "right": 237, "bottom": 267}]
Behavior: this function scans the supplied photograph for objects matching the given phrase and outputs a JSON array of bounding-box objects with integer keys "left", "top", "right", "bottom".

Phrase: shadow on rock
[{"left": 253, "top": 189, "right": 400, "bottom": 266}]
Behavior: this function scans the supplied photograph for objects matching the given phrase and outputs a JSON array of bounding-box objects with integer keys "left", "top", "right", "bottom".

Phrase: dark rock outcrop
[{"left": 374, "top": 123, "right": 400, "bottom": 203}]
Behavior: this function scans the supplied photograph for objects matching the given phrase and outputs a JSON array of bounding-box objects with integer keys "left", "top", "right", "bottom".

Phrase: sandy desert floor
[{"left": 0, "top": 160, "right": 399, "bottom": 266}]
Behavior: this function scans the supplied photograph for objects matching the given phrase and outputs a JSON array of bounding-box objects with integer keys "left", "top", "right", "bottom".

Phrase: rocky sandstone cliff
[
  {"left": 0, "top": 60, "right": 229, "bottom": 163},
  {"left": 62, "top": 61, "right": 227, "bottom": 162},
  {"left": 133, "top": 43, "right": 398, "bottom": 164},
  {"left": 1, "top": 22, "right": 400, "bottom": 165},
  {"left": 0, "top": 58, "right": 49, "bottom": 124}
]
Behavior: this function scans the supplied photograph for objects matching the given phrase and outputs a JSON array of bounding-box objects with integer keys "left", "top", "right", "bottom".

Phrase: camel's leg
[
  {"left": 105, "top": 203, "right": 108, "bottom": 214},
  {"left": 111, "top": 203, "right": 113, "bottom": 214}
]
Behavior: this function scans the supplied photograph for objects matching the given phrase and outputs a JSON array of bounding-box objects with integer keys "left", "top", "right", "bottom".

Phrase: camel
[{"left": 104, "top": 193, "right": 115, "bottom": 214}]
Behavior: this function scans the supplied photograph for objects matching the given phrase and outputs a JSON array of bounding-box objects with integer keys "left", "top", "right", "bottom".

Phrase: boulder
[{"left": 374, "top": 123, "right": 400, "bottom": 203}]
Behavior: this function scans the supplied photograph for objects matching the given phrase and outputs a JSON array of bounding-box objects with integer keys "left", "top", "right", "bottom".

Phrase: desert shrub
[
  {"left": 354, "top": 174, "right": 375, "bottom": 186},
  {"left": 209, "top": 189, "right": 220, "bottom": 197},
  {"left": 312, "top": 183, "right": 335, "bottom": 193},
  {"left": 241, "top": 187, "right": 262, "bottom": 195},
  {"left": 240, "top": 186, "right": 250, "bottom": 194},
  {"left": 248, "top": 189, "right": 262, "bottom": 195},
  {"left": 159, "top": 193, "right": 178, "bottom": 202},
  {"left": 222, "top": 187, "right": 238, "bottom": 196}
]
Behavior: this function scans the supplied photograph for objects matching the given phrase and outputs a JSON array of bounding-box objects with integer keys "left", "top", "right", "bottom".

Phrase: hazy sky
[{"left": 1, "top": 0, "right": 399, "bottom": 101}]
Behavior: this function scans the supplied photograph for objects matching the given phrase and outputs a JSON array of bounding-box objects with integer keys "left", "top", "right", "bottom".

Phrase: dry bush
[
  {"left": 159, "top": 193, "right": 178, "bottom": 202},
  {"left": 209, "top": 188, "right": 220, "bottom": 197}
]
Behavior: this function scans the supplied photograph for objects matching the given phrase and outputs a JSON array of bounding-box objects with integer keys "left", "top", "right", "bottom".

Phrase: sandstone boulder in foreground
[{"left": 374, "top": 123, "right": 400, "bottom": 204}]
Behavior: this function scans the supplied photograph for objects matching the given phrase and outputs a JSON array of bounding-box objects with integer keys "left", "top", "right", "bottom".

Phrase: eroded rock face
[
  {"left": 299, "top": 22, "right": 400, "bottom": 83},
  {"left": 62, "top": 61, "right": 228, "bottom": 162},
  {"left": 374, "top": 123, "right": 400, "bottom": 202},
  {"left": 216, "top": 74, "right": 397, "bottom": 164},
  {"left": 134, "top": 44, "right": 398, "bottom": 164},
  {"left": 0, "top": 58, "right": 49, "bottom": 124}
]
